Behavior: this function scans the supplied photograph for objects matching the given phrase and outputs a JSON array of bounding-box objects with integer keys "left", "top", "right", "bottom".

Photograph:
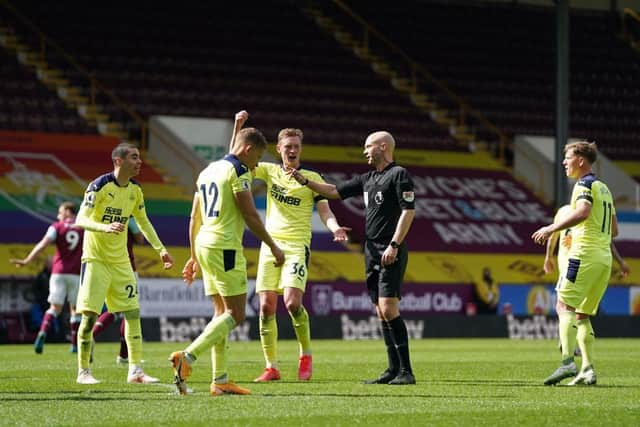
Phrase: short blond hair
[
  {"left": 277, "top": 128, "right": 303, "bottom": 144},
  {"left": 236, "top": 127, "right": 267, "bottom": 149}
]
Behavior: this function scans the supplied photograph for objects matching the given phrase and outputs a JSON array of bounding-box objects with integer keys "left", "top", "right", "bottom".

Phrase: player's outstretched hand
[
  {"left": 9, "top": 258, "right": 27, "bottom": 267},
  {"left": 285, "top": 167, "right": 306, "bottom": 185},
  {"left": 161, "top": 251, "right": 174, "bottom": 270},
  {"left": 618, "top": 261, "right": 631, "bottom": 279},
  {"left": 333, "top": 226, "right": 352, "bottom": 242},
  {"left": 531, "top": 224, "right": 553, "bottom": 245},
  {"left": 182, "top": 257, "right": 198, "bottom": 286}
]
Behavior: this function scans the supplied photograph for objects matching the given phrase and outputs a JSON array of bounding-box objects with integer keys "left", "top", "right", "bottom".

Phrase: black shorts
[{"left": 364, "top": 240, "right": 408, "bottom": 304}]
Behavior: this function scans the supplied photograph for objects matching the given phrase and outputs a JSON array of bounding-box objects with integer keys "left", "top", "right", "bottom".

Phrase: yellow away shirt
[
  {"left": 253, "top": 162, "right": 326, "bottom": 246},
  {"left": 568, "top": 173, "right": 614, "bottom": 262},
  {"left": 195, "top": 154, "right": 252, "bottom": 250},
  {"left": 77, "top": 172, "right": 165, "bottom": 264}
]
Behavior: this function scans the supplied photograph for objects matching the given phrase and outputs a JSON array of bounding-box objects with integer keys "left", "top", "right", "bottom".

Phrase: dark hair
[
  {"left": 111, "top": 143, "right": 138, "bottom": 162},
  {"left": 60, "top": 201, "right": 77, "bottom": 214},
  {"left": 564, "top": 141, "right": 597, "bottom": 164},
  {"left": 236, "top": 127, "right": 267, "bottom": 149}
]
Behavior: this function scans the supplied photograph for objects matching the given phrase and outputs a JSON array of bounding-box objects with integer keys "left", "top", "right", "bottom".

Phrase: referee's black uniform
[
  {"left": 337, "top": 162, "right": 416, "bottom": 385},
  {"left": 336, "top": 162, "right": 415, "bottom": 303}
]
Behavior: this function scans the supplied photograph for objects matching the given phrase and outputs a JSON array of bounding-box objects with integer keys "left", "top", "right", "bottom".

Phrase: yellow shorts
[
  {"left": 196, "top": 245, "right": 247, "bottom": 297},
  {"left": 76, "top": 261, "right": 138, "bottom": 314},
  {"left": 557, "top": 258, "right": 611, "bottom": 315},
  {"left": 256, "top": 240, "right": 309, "bottom": 294}
]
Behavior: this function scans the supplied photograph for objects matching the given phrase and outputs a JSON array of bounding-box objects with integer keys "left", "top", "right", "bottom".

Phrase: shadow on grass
[
  {"left": 248, "top": 379, "right": 534, "bottom": 388},
  {"left": 434, "top": 379, "right": 533, "bottom": 386},
  {"left": 258, "top": 392, "right": 513, "bottom": 399},
  {"left": 433, "top": 379, "right": 640, "bottom": 388}
]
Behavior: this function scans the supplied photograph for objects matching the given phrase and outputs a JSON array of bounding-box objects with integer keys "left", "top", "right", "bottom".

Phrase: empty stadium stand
[
  {"left": 0, "top": 0, "right": 460, "bottom": 149},
  {"left": 0, "top": 47, "right": 96, "bottom": 134},
  {"left": 328, "top": 0, "right": 640, "bottom": 160}
]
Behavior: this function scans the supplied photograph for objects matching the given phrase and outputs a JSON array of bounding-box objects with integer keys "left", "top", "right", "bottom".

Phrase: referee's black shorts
[{"left": 364, "top": 239, "right": 408, "bottom": 304}]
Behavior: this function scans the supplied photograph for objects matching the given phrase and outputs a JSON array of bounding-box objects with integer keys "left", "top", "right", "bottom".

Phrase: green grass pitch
[{"left": 1, "top": 339, "right": 638, "bottom": 426}]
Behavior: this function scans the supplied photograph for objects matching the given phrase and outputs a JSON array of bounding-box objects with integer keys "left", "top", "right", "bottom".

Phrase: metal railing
[
  {"left": 621, "top": 8, "right": 640, "bottom": 50},
  {"left": 0, "top": 0, "right": 147, "bottom": 148},
  {"left": 320, "top": 0, "right": 509, "bottom": 163}
]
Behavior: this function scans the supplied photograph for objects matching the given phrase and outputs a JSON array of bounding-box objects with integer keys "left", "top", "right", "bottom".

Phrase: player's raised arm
[{"left": 230, "top": 110, "right": 249, "bottom": 150}]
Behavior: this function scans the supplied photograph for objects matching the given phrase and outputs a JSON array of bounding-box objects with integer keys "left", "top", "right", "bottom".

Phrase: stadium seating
[
  {"left": 0, "top": 48, "right": 96, "bottom": 134},
  {"left": 330, "top": 0, "right": 640, "bottom": 160},
  {"left": 1, "top": 0, "right": 460, "bottom": 149},
  {"left": 3, "top": 1, "right": 639, "bottom": 158}
]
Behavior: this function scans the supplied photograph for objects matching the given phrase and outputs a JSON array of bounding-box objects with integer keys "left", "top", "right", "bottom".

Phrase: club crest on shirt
[
  {"left": 374, "top": 191, "right": 384, "bottom": 204},
  {"left": 83, "top": 192, "right": 96, "bottom": 208},
  {"left": 402, "top": 191, "right": 415, "bottom": 202}
]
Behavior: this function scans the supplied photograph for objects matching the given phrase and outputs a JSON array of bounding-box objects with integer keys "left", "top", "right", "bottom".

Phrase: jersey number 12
[{"left": 200, "top": 182, "right": 220, "bottom": 218}]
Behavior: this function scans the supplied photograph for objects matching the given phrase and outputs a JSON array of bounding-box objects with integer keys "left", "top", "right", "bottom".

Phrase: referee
[{"left": 288, "top": 131, "right": 416, "bottom": 385}]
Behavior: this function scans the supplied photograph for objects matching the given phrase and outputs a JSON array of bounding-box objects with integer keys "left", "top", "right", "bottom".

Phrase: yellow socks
[
  {"left": 186, "top": 312, "right": 236, "bottom": 359},
  {"left": 290, "top": 306, "right": 311, "bottom": 356},
  {"left": 259, "top": 315, "right": 278, "bottom": 368},
  {"left": 211, "top": 336, "right": 229, "bottom": 381},
  {"left": 123, "top": 309, "right": 143, "bottom": 366},
  {"left": 558, "top": 310, "right": 578, "bottom": 361},
  {"left": 576, "top": 317, "right": 595, "bottom": 369},
  {"left": 77, "top": 313, "right": 97, "bottom": 369}
]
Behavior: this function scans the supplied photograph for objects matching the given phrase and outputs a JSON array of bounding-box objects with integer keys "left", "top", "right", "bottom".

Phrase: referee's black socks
[
  {"left": 389, "top": 316, "right": 413, "bottom": 374},
  {"left": 381, "top": 320, "right": 400, "bottom": 374}
]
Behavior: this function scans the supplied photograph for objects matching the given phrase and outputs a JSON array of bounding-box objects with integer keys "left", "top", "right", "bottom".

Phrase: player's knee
[
  {"left": 80, "top": 313, "right": 97, "bottom": 333},
  {"left": 285, "top": 300, "right": 302, "bottom": 315},
  {"left": 259, "top": 301, "right": 277, "bottom": 316},
  {"left": 379, "top": 307, "right": 400, "bottom": 321},
  {"left": 229, "top": 310, "right": 246, "bottom": 324},
  {"left": 122, "top": 309, "right": 140, "bottom": 321},
  {"left": 556, "top": 300, "right": 574, "bottom": 314}
]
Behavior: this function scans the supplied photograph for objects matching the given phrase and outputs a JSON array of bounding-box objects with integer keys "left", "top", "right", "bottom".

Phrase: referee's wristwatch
[{"left": 389, "top": 241, "right": 400, "bottom": 249}]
